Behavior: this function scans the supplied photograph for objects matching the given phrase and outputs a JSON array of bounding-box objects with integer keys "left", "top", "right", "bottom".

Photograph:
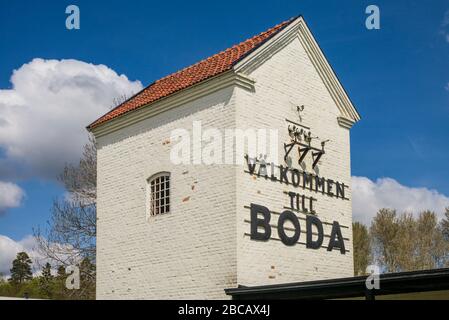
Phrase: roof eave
[{"left": 88, "top": 70, "right": 255, "bottom": 138}]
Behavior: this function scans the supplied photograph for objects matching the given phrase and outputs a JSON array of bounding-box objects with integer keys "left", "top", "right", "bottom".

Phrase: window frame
[{"left": 147, "top": 171, "right": 171, "bottom": 218}]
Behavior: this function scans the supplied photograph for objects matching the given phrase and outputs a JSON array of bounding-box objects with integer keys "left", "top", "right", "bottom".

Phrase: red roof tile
[{"left": 88, "top": 17, "right": 295, "bottom": 130}]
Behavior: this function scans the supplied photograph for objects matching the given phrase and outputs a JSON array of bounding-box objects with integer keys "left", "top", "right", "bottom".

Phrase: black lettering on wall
[
  {"left": 279, "top": 166, "right": 289, "bottom": 185},
  {"left": 327, "top": 179, "right": 334, "bottom": 197},
  {"left": 277, "top": 210, "right": 301, "bottom": 246},
  {"left": 336, "top": 182, "right": 345, "bottom": 199},
  {"left": 309, "top": 197, "right": 316, "bottom": 214},
  {"left": 301, "top": 194, "right": 308, "bottom": 213},
  {"left": 291, "top": 169, "right": 300, "bottom": 187},
  {"left": 327, "top": 221, "right": 346, "bottom": 254},
  {"left": 303, "top": 172, "right": 313, "bottom": 190},
  {"left": 306, "top": 215, "right": 324, "bottom": 249},
  {"left": 315, "top": 176, "right": 325, "bottom": 194},
  {"left": 243, "top": 156, "right": 349, "bottom": 202},
  {"left": 250, "top": 203, "right": 271, "bottom": 241},
  {"left": 288, "top": 192, "right": 296, "bottom": 210},
  {"left": 270, "top": 163, "right": 277, "bottom": 181},
  {"left": 258, "top": 161, "right": 267, "bottom": 178},
  {"left": 295, "top": 193, "right": 300, "bottom": 212}
]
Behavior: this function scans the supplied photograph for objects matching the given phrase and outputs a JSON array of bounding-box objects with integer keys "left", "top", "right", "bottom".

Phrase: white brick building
[{"left": 88, "top": 16, "right": 361, "bottom": 299}]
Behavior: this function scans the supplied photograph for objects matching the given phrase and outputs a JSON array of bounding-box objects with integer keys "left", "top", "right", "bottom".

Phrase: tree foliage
[
  {"left": 369, "top": 209, "right": 448, "bottom": 273},
  {"left": 441, "top": 208, "right": 449, "bottom": 242},
  {"left": 0, "top": 254, "right": 95, "bottom": 300},
  {"left": 352, "top": 222, "right": 370, "bottom": 276},
  {"left": 32, "top": 136, "right": 96, "bottom": 299},
  {"left": 370, "top": 209, "right": 399, "bottom": 272},
  {"left": 34, "top": 136, "right": 96, "bottom": 266},
  {"left": 9, "top": 252, "right": 33, "bottom": 285},
  {"left": 38, "top": 262, "right": 53, "bottom": 298}
]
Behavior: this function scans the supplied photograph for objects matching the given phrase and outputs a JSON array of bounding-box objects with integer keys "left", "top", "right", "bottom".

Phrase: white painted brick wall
[
  {"left": 95, "top": 34, "right": 354, "bottom": 299},
  {"left": 236, "top": 37, "right": 353, "bottom": 286},
  {"left": 96, "top": 87, "right": 238, "bottom": 299}
]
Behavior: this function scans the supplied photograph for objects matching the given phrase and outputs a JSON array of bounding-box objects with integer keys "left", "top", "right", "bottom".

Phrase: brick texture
[
  {"left": 95, "top": 25, "right": 354, "bottom": 299},
  {"left": 235, "top": 36, "right": 353, "bottom": 286},
  {"left": 96, "top": 87, "right": 238, "bottom": 299}
]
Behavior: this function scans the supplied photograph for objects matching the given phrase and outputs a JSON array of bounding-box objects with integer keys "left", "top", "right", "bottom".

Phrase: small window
[{"left": 148, "top": 172, "right": 170, "bottom": 216}]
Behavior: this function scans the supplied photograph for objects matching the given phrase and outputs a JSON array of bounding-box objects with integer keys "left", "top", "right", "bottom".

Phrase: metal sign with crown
[{"left": 284, "top": 105, "right": 329, "bottom": 169}]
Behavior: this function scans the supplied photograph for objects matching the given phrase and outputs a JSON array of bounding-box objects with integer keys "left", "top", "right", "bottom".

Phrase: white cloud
[
  {"left": 0, "top": 181, "right": 24, "bottom": 214},
  {"left": 0, "top": 235, "right": 40, "bottom": 276},
  {"left": 352, "top": 176, "right": 449, "bottom": 226},
  {"left": 0, "top": 234, "right": 80, "bottom": 278},
  {"left": 0, "top": 58, "right": 143, "bottom": 181}
]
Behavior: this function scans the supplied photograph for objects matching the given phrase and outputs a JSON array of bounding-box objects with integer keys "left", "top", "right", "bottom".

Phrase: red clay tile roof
[{"left": 88, "top": 17, "right": 296, "bottom": 130}]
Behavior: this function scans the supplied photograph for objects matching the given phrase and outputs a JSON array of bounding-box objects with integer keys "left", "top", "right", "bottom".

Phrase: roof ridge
[
  {"left": 154, "top": 18, "right": 295, "bottom": 83},
  {"left": 88, "top": 16, "right": 298, "bottom": 130}
]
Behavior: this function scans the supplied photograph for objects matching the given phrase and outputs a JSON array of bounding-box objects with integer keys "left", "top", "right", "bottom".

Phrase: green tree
[
  {"left": 441, "top": 207, "right": 449, "bottom": 242},
  {"left": 50, "top": 260, "right": 96, "bottom": 300},
  {"left": 34, "top": 137, "right": 96, "bottom": 274},
  {"left": 38, "top": 262, "right": 54, "bottom": 298},
  {"left": 72, "top": 258, "right": 96, "bottom": 300},
  {"left": 353, "top": 222, "right": 371, "bottom": 276},
  {"left": 0, "top": 281, "right": 15, "bottom": 297},
  {"left": 440, "top": 207, "right": 449, "bottom": 267},
  {"left": 41, "top": 262, "right": 52, "bottom": 279},
  {"left": 34, "top": 137, "right": 97, "bottom": 300},
  {"left": 415, "top": 211, "right": 446, "bottom": 269},
  {"left": 56, "top": 265, "right": 66, "bottom": 279},
  {"left": 370, "top": 209, "right": 449, "bottom": 273},
  {"left": 391, "top": 213, "right": 415, "bottom": 272},
  {"left": 370, "top": 209, "right": 399, "bottom": 273},
  {"left": 9, "top": 252, "right": 33, "bottom": 285},
  {"left": 17, "top": 278, "right": 41, "bottom": 299},
  {"left": 53, "top": 265, "right": 68, "bottom": 299}
]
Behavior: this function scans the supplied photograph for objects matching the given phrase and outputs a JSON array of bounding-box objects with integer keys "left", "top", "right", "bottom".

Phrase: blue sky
[{"left": 0, "top": 0, "right": 448, "bottom": 244}]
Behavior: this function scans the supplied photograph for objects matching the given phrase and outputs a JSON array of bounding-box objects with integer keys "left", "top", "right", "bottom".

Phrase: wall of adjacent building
[
  {"left": 235, "top": 35, "right": 354, "bottom": 286},
  {"left": 95, "top": 86, "right": 238, "bottom": 299}
]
